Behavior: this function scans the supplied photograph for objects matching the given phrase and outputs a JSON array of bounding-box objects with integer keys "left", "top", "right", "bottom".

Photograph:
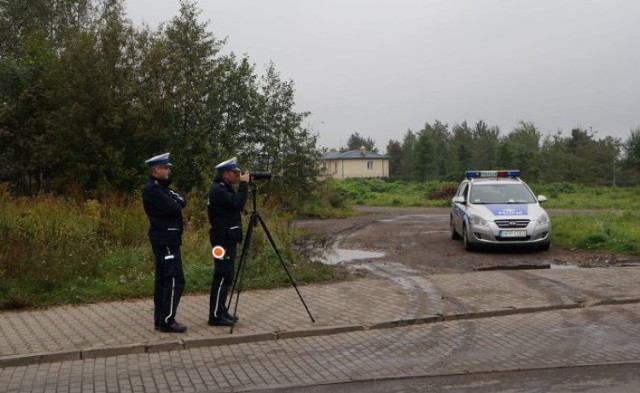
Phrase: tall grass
[
  {"left": 335, "top": 178, "right": 640, "bottom": 211},
  {"left": 533, "top": 183, "right": 640, "bottom": 210},
  {"left": 295, "top": 178, "right": 355, "bottom": 218},
  {"left": 0, "top": 185, "right": 348, "bottom": 310},
  {"left": 336, "top": 178, "right": 456, "bottom": 207},
  {"left": 551, "top": 211, "right": 640, "bottom": 254}
]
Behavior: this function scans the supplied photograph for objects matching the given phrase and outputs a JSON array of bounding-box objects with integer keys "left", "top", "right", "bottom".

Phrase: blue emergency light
[{"left": 465, "top": 170, "right": 521, "bottom": 179}]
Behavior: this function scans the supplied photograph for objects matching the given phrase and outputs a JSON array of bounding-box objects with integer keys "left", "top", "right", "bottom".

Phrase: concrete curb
[{"left": 3, "top": 298, "right": 640, "bottom": 368}]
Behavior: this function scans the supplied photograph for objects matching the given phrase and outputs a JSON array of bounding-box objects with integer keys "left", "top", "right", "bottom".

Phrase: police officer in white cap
[
  {"left": 142, "top": 153, "right": 188, "bottom": 333},
  {"left": 207, "top": 157, "right": 250, "bottom": 326}
]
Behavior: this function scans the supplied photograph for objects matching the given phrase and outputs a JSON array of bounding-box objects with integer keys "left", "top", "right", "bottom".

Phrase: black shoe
[
  {"left": 158, "top": 322, "right": 187, "bottom": 333},
  {"left": 224, "top": 312, "right": 239, "bottom": 321},
  {"left": 208, "top": 317, "right": 235, "bottom": 326}
]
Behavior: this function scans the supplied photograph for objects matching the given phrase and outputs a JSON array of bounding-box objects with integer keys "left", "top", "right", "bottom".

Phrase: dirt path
[{"left": 295, "top": 206, "right": 640, "bottom": 274}]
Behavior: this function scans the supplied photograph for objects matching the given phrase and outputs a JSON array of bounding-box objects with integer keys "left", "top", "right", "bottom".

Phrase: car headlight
[
  {"left": 470, "top": 214, "right": 488, "bottom": 227},
  {"left": 536, "top": 214, "right": 549, "bottom": 225}
]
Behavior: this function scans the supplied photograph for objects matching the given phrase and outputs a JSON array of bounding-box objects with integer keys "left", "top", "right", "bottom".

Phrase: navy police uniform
[
  {"left": 142, "top": 153, "right": 187, "bottom": 333},
  {"left": 208, "top": 157, "right": 248, "bottom": 325}
]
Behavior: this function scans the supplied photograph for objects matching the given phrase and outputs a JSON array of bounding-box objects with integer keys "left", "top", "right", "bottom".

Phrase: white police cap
[
  {"left": 215, "top": 156, "right": 241, "bottom": 172},
  {"left": 145, "top": 152, "right": 173, "bottom": 167}
]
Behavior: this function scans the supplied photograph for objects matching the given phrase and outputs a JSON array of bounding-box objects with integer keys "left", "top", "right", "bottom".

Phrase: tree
[
  {"left": 0, "top": 0, "right": 97, "bottom": 194},
  {"left": 0, "top": 0, "right": 323, "bottom": 199},
  {"left": 398, "top": 130, "right": 416, "bottom": 179},
  {"left": 620, "top": 127, "right": 640, "bottom": 184},
  {"left": 567, "top": 128, "right": 603, "bottom": 184},
  {"left": 623, "top": 127, "right": 640, "bottom": 171},
  {"left": 386, "top": 139, "right": 402, "bottom": 177},
  {"left": 539, "top": 127, "right": 616, "bottom": 185},
  {"left": 160, "top": 0, "right": 225, "bottom": 190},
  {"left": 499, "top": 121, "right": 541, "bottom": 181},
  {"left": 429, "top": 120, "right": 451, "bottom": 179},
  {"left": 601, "top": 136, "right": 622, "bottom": 186},
  {"left": 539, "top": 131, "right": 570, "bottom": 183},
  {"left": 206, "top": 53, "right": 260, "bottom": 169},
  {"left": 449, "top": 121, "right": 473, "bottom": 176},
  {"left": 250, "top": 62, "right": 319, "bottom": 204},
  {"left": 411, "top": 126, "right": 435, "bottom": 181},
  {"left": 470, "top": 120, "right": 500, "bottom": 170},
  {"left": 0, "top": 39, "right": 57, "bottom": 194},
  {"left": 43, "top": 0, "right": 150, "bottom": 193},
  {"left": 409, "top": 121, "right": 450, "bottom": 181},
  {"left": 0, "top": 0, "right": 95, "bottom": 58},
  {"left": 345, "top": 132, "right": 377, "bottom": 152}
]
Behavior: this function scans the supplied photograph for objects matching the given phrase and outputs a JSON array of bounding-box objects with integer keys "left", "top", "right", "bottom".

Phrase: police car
[{"left": 450, "top": 170, "right": 551, "bottom": 251}]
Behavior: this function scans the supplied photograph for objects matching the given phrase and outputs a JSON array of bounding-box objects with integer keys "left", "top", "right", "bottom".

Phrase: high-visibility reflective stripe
[
  {"left": 164, "top": 277, "right": 176, "bottom": 324},
  {"left": 213, "top": 278, "right": 225, "bottom": 318}
]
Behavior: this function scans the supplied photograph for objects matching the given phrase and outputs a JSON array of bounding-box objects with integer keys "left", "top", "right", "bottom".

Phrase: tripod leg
[
  {"left": 227, "top": 212, "right": 257, "bottom": 334},
  {"left": 256, "top": 213, "right": 316, "bottom": 323}
]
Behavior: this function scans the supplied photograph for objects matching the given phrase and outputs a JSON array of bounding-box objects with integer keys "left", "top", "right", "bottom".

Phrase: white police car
[{"left": 450, "top": 170, "right": 551, "bottom": 251}]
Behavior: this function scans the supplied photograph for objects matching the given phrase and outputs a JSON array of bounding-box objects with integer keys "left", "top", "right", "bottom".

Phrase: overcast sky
[{"left": 125, "top": 0, "right": 640, "bottom": 152}]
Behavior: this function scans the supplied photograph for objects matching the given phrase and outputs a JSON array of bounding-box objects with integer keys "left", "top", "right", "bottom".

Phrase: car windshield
[{"left": 469, "top": 183, "right": 536, "bottom": 204}]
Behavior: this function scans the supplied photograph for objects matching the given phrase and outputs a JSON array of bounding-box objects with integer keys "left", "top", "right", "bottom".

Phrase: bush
[
  {"left": 428, "top": 183, "right": 458, "bottom": 200},
  {"left": 334, "top": 178, "right": 455, "bottom": 207},
  {"left": 296, "top": 179, "right": 354, "bottom": 218},
  {"left": 577, "top": 233, "right": 609, "bottom": 249},
  {"left": 534, "top": 182, "right": 579, "bottom": 198}
]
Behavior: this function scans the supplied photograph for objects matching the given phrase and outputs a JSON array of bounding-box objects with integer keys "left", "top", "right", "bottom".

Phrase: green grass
[
  {"left": 336, "top": 178, "right": 456, "bottom": 207},
  {"left": 295, "top": 178, "right": 358, "bottom": 218},
  {"left": 533, "top": 183, "right": 640, "bottom": 210},
  {"left": 551, "top": 211, "right": 640, "bottom": 254}
]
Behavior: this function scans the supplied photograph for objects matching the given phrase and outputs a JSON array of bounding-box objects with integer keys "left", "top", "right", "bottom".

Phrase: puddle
[
  {"left": 312, "top": 248, "right": 385, "bottom": 265},
  {"left": 478, "top": 264, "right": 550, "bottom": 271},
  {"left": 378, "top": 214, "right": 449, "bottom": 223},
  {"left": 549, "top": 263, "right": 578, "bottom": 269},
  {"left": 478, "top": 263, "right": 578, "bottom": 271}
]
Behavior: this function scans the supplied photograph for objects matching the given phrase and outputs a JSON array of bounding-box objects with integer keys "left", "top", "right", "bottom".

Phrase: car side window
[{"left": 457, "top": 183, "right": 469, "bottom": 200}]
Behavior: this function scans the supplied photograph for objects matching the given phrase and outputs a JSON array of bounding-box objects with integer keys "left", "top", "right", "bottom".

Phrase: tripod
[{"left": 227, "top": 182, "right": 315, "bottom": 333}]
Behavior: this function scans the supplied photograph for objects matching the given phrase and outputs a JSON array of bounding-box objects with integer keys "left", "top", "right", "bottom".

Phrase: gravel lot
[{"left": 296, "top": 206, "right": 640, "bottom": 274}]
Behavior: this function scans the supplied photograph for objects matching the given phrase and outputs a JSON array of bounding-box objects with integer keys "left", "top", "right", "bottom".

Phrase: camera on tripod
[
  {"left": 226, "top": 170, "right": 315, "bottom": 333},
  {"left": 247, "top": 171, "right": 272, "bottom": 182}
]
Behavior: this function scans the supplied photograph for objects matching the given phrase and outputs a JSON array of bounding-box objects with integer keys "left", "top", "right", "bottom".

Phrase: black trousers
[
  {"left": 152, "top": 244, "right": 185, "bottom": 327},
  {"left": 209, "top": 242, "right": 237, "bottom": 320}
]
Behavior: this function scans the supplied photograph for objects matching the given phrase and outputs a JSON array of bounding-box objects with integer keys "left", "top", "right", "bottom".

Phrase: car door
[{"left": 452, "top": 182, "right": 469, "bottom": 232}]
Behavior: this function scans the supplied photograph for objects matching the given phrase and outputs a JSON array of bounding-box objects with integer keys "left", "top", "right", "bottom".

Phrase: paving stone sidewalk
[{"left": 1, "top": 266, "right": 639, "bottom": 368}]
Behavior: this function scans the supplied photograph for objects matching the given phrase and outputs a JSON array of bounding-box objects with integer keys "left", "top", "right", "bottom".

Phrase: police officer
[
  {"left": 207, "top": 157, "right": 250, "bottom": 326},
  {"left": 142, "top": 153, "right": 187, "bottom": 333}
]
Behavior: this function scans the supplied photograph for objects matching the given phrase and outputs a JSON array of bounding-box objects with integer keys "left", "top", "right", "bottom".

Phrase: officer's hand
[
  {"left": 169, "top": 190, "right": 187, "bottom": 207},
  {"left": 239, "top": 171, "right": 250, "bottom": 183}
]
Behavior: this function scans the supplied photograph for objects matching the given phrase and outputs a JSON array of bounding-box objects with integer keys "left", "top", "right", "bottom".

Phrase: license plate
[{"left": 499, "top": 230, "right": 527, "bottom": 238}]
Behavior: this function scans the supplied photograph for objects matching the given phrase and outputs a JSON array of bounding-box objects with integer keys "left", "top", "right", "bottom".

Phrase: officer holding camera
[
  {"left": 142, "top": 153, "right": 187, "bottom": 333},
  {"left": 207, "top": 157, "right": 250, "bottom": 326}
]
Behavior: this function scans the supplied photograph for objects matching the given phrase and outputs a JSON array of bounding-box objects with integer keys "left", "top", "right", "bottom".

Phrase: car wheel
[
  {"left": 450, "top": 217, "right": 461, "bottom": 240},
  {"left": 539, "top": 241, "right": 551, "bottom": 251},
  {"left": 462, "top": 224, "right": 474, "bottom": 251}
]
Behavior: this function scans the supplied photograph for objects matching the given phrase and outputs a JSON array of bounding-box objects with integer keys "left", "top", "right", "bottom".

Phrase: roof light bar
[{"left": 465, "top": 170, "right": 521, "bottom": 179}]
